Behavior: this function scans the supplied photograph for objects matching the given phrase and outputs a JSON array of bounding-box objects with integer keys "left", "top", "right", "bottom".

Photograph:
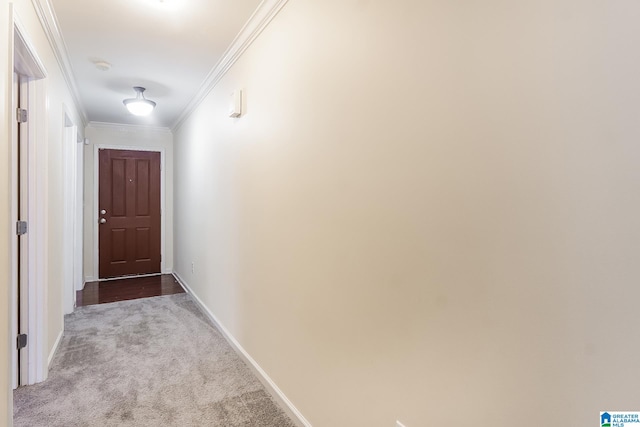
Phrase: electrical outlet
[
  {"left": 191, "top": 262, "right": 195, "bottom": 274},
  {"left": 396, "top": 422, "right": 407, "bottom": 427}
]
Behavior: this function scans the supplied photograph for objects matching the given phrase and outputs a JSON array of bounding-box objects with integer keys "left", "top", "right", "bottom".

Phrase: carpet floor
[{"left": 13, "top": 294, "right": 297, "bottom": 427}]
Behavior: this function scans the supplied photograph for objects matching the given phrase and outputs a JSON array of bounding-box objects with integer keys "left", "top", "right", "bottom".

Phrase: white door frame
[
  {"left": 62, "top": 113, "right": 78, "bottom": 314},
  {"left": 92, "top": 145, "right": 167, "bottom": 280},
  {"left": 11, "top": 70, "right": 19, "bottom": 391},
  {"left": 12, "top": 15, "right": 49, "bottom": 386},
  {"left": 75, "top": 139, "right": 84, "bottom": 292}
]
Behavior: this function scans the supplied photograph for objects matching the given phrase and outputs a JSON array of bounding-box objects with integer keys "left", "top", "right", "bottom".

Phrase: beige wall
[
  {"left": 1, "top": 2, "right": 12, "bottom": 425},
  {"left": 173, "top": 0, "right": 640, "bottom": 426},
  {"left": 2, "top": 0, "right": 83, "bottom": 424},
  {"left": 12, "top": 0, "right": 84, "bottom": 369},
  {"left": 83, "top": 123, "right": 174, "bottom": 281}
]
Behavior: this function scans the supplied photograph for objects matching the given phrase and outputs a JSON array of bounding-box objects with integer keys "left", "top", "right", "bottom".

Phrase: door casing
[
  {"left": 62, "top": 112, "right": 79, "bottom": 314},
  {"left": 12, "top": 13, "right": 49, "bottom": 387}
]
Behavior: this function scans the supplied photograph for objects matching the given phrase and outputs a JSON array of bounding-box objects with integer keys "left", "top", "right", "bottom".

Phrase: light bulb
[
  {"left": 125, "top": 100, "right": 155, "bottom": 116},
  {"left": 123, "top": 87, "right": 156, "bottom": 116}
]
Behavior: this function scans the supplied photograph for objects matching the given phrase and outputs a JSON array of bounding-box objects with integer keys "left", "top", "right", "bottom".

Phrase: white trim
[
  {"left": 17, "top": 77, "right": 30, "bottom": 387},
  {"left": 75, "top": 138, "right": 84, "bottom": 292},
  {"left": 11, "top": 70, "right": 19, "bottom": 392},
  {"left": 83, "top": 272, "right": 171, "bottom": 285},
  {"left": 25, "top": 63, "right": 49, "bottom": 388},
  {"left": 7, "top": 71, "right": 20, "bottom": 389},
  {"left": 62, "top": 108, "right": 78, "bottom": 314},
  {"left": 88, "top": 121, "right": 172, "bottom": 134},
  {"left": 173, "top": 272, "right": 312, "bottom": 427},
  {"left": 93, "top": 145, "right": 167, "bottom": 279},
  {"left": 47, "top": 330, "right": 63, "bottom": 367},
  {"left": 13, "top": 16, "right": 47, "bottom": 79},
  {"left": 171, "top": 0, "right": 290, "bottom": 131},
  {"left": 30, "top": 0, "right": 88, "bottom": 126}
]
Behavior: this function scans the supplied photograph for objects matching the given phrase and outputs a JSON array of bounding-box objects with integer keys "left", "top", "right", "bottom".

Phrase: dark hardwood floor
[{"left": 76, "top": 274, "right": 185, "bottom": 307}]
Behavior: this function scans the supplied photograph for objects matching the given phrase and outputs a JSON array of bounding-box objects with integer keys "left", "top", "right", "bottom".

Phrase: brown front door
[{"left": 99, "top": 149, "right": 161, "bottom": 278}]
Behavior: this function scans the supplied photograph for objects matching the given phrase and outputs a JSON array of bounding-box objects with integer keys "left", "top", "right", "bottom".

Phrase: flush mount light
[{"left": 123, "top": 86, "right": 156, "bottom": 116}]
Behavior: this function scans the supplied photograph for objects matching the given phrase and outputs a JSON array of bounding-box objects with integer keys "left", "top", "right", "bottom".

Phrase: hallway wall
[
  {"left": 1, "top": 3, "right": 12, "bottom": 425},
  {"left": 13, "top": 0, "right": 85, "bottom": 370},
  {"left": 170, "top": 0, "right": 640, "bottom": 426},
  {"left": 82, "top": 123, "right": 174, "bottom": 282},
  {"left": 2, "top": 1, "right": 84, "bottom": 424}
]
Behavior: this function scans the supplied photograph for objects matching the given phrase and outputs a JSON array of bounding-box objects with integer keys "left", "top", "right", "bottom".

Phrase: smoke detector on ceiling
[{"left": 94, "top": 60, "right": 111, "bottom": 71}]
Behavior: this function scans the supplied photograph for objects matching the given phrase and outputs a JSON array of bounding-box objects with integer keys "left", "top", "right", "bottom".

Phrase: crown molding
[
  {"left": 171, "top": 0, "right": 290, "bottom": 132},
  {"left": 87, "top": 121, "right": 173, "bottom": 134},
  {"left": 31, "top": 0, "right": 88, "bottom": 127}
]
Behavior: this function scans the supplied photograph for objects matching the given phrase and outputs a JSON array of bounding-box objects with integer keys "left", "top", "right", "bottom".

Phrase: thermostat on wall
[{"left": 229, "top": 90, "right": 242, "bottom": 118}]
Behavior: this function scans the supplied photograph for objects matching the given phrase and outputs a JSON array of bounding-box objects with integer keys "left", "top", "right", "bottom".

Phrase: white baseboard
[
  {"left": 48, "top": 330, "right": 64, "bottom": 368},
  {"left": 172, "top": 272, "right": 311, "bottom": 427},
  {"left": 84, "top": 275, "right": 95, "bottom": 283}
]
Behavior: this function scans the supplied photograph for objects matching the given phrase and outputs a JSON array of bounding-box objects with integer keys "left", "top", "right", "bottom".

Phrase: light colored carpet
[{"left": 13, "top": 294, "right": 297, "bottom": 427}]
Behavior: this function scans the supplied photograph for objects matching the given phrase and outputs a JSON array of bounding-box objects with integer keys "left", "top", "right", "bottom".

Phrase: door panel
[
  {"left": 12, "top": 71, "right": 20, "bottom": 389},
  {"left": 99, "top": 149, "right": 161, "bottom": 278},
  {"left": 17, "top": 74, "right": 29, "bottom": 386}
]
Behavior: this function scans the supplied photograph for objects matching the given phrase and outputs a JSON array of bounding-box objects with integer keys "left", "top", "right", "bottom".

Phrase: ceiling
[{"left": 48, "top": 0, "right": 263, "bottom": 128}]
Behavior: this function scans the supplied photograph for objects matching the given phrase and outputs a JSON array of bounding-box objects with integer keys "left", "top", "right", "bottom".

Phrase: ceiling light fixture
[{"left": 123, "top": 86, "right": 156, "bottom": 116}]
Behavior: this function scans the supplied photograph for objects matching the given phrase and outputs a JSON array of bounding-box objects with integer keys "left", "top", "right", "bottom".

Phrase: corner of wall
[
  {"left": 172, "top": 272, "right": 312, "bottom": 427},
  {"left": 1, "top": 2, "right": 14, "bottom": 425}
]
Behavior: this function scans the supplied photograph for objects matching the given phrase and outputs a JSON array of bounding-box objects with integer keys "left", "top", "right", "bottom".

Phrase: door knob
[
  {"left": 100, "top": 209, "right": 106, "bottom": 215},
  {"left": 100, "top": 218, "right": 107, "bottom": 224}
]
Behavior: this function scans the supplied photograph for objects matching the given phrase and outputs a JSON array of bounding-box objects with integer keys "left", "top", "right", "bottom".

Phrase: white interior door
[
  {"left": 19, "top": 77, "right": 30, "bottom": 386},
  {"left": 13, "top": 73, "right": 30, "bottom": 387},
  {"left": 11, "top": 72, "right": 19, "bottom": 390}
]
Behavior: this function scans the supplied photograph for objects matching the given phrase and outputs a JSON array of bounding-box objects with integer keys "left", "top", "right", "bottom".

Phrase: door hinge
[
  {"left": 16, "top": 108, "right": 28, "bottom": 123},
  {"left": 16, "top": 220, "right": 28, "bottom": 236},
  {"left": 17, "top": 334, "right": 27, "bottom": 350}
]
